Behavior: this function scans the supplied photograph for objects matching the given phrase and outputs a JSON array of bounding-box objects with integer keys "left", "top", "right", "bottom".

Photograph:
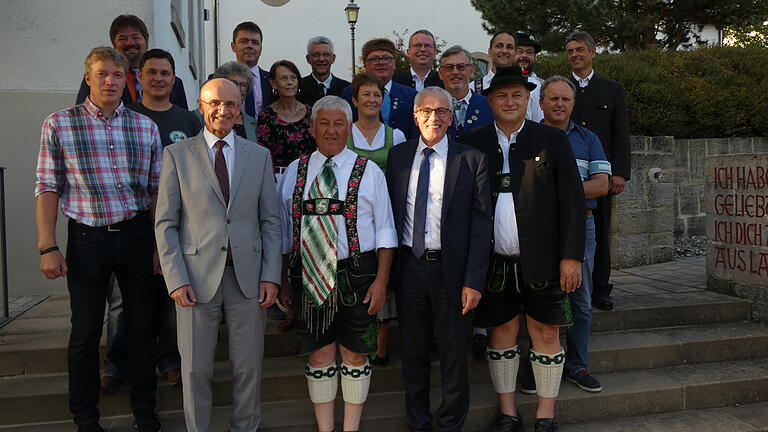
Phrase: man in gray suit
[{"left": 155, "top": 78, "right": 282, "bottom": 432}]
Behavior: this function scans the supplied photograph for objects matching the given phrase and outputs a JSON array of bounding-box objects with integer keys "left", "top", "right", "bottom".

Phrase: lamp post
[{"left": 345, "top": 1, "right": 360, "bottom": 77}]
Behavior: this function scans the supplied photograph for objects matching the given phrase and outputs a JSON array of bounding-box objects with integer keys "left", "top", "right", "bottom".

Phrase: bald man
[{"left": 155, "top": 78, "right": 282, "bottom": 432}]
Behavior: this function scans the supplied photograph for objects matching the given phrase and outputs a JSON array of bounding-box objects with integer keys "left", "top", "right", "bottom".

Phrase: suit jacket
[
  {"left": 569, "top": 73, "right": 631, "bottom": 179},
  {"left": 342, "top": 81, "right": 418, "bottom": 139},
  {"left": 386, "top": 138, "right": 493, "bottom": 301},
  {"left": 460, "top": 121, "right": 586, "bottom": 284},
  {"left": 155, "top": 133, "right": 282, "bottom": 303},
  {"left": 392, "top": 69, "right": 444, "bottom": 89},
  {"left": 244, "top": 67, "right": 275, "bottom": 118},
  {"left": 297, "top": 74, "right": 350, "bottom": 106},
  {"left": 76, "top": 76, "right": 188, "bottom": 109},
  {"left": 447, "top": 93, "right": 493, "bottom": 140}
]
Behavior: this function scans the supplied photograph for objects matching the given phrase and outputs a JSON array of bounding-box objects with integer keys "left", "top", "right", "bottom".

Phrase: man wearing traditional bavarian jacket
[
  {"left": 460, "top": 66, "right": 585, "bottom": 432},
  {"left": 277, "top": 95, "right": 396, "bottom": 432}
]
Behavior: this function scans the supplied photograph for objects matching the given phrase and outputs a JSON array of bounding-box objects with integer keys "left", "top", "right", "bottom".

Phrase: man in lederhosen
[
  {"left": 461, "top": 66, "right": 585, "bottom": 432},
  {"left": 277, "top": 95, "right": 396, "bottom": 432}
]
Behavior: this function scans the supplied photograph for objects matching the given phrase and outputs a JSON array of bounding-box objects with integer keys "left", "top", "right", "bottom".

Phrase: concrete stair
[{"left": 1, "top": 263, "right": 768, "bottom": 431}]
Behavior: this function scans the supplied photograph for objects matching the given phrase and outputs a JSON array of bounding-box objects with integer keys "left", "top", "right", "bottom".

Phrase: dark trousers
[
  {"left": 396, "top": 252, "right": 471, "bottom": 432},
  {"left": 65, "top": 216, "right": 158, "bottom": 428},
  {"left": 592, "top": 194, "right": 613, "bottom": 300}
]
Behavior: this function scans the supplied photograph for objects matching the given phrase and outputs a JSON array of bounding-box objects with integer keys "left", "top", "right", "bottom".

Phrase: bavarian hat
[
  {"left": 482, "top": 65, "right": 537, "bottom": 96},
  {"left": 515, "top": 32, "right": 542, "bottom": 53}
]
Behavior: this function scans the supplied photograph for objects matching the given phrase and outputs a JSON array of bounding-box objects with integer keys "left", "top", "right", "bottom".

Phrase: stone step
[
  {"left": 0, "top": 290, "right": 749, "bottom": 377},
  {"left": 1, "top": 358, "right": 768, "bottom": 431},
  {"left": 1, "top": 321, "right": 767, "bottom": 425}
]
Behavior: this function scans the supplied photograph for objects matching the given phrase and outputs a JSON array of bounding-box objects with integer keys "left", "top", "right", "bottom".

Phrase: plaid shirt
[{"left": 35, "top": 98, "right": 162, "bottom": 227}]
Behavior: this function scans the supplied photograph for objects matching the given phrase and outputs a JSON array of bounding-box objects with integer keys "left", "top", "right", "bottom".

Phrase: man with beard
[
  {"left": 76, "top": 15, "right": 188, "bottom": 108},
  {"left": 514, "top": 32, "right": 544, "bottom": 122},
  {"left": 298, "top": 36, "right": 350, "bottom": 107},
  {"left": 393, "top": 30, "right": 444, "bottom": 91}
]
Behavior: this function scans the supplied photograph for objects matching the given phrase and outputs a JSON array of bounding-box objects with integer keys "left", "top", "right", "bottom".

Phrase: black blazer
[
  {"left": 76, "top": 76, "right": 188, "bottom": 109},
  {"left": 386, "top": 138, "right": 493, "bottom": 300},
  {"left": 393, "top": 69, "right": 444, "bottom": 89},
  {"left": 569, "top": 73, "right": 631, "bottom": 179},
  {"left": 244, "top": 67, "right": 275, "bottom": 118},
  {"left": 460, "top": 121, "right": 586, "bottom": 284},
  {"left": 298, "top": 74, "right": 350, "bottom": 106}
]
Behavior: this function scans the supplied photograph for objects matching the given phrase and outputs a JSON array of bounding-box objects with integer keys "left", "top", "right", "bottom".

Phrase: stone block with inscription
[{"left": 705, "top": 153, "right": 768, "bottom": 323}]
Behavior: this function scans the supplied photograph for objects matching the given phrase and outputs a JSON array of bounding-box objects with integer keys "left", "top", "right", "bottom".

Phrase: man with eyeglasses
[
  {"left": 514, "top": 32, "right": 545, "bottom": 123},
  {"left": 155, "top": 78, "right": 283, "bottom": 432},
  {"left": 393, "top": 29, "right": 444, "bottom": 91},
  {"left": 342, "top": 38, "right": 418, "bottom": 138},
  {"left": 299, "top": 36, "right": 351, "bottom": 107},
  {"left": 462, "top": 66, "right": 585, "bottom": 432},
  {"left": 386, "top": 86, "right": 492, "bottom": 432},
  {"left": 438, "top": 45, "right": 492, "bottom": 140}
]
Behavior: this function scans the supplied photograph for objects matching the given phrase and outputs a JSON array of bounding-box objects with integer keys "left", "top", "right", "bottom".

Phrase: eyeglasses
[
  {"left": 365, "top": 55, "right": 395, "bottom": 64},
  {"left": 440, "top": 63, "right": 472, "bottom": 72},
  {"left": 309, "top": 53, "right": 333, "bottom": 59},
  {"left": 410, "top": 43, "right": 434, "bottom": 50},
  {"left": 200, "top": 99, "right": 239, "bottom": 110},
  {"left": 415, "top": 107, "right": 452, "bottom": 118},
  {"left": 516, "top": 48, "right": 536, "bottom": 56},
  {"left": 228, "top": 79, "right": 250, "bottom": 90}
]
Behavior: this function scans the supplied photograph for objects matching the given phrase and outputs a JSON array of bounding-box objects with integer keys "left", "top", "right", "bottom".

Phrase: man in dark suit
[
  {"left": 231, "top": 21, "right": 275, "bottom": 117},
  {"left": 342, "top": 38, "right": 418, "bottom": 138},
  {"left": 298, "top": 36, "right": 350, "bottom": 106},
  {"left": 437, "top": 45, "right": 493, "bottom": 140},
  {"left": 387, "top": 87, "right": 492, "bottom": 431},
  {"left": 76, "top": 15, "right": 188, "bottom": 109},
  {"left": 461, "top": 66, "right": 585, "bottom": 432},
  {"left": 566, "top": 30, "right": 631, "bottom": 311},
  {"left": 392, "top": 29, "right": 444, "bottom": 91}
]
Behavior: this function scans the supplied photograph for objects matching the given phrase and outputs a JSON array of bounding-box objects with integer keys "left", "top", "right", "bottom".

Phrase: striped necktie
[{"left": 300, "top": 158, "right": 339, "bottom": 306}]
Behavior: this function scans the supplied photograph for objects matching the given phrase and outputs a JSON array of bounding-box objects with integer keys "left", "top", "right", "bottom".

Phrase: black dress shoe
[
  {"left": 369, "top": 353, "right": 390, "bottom": 366},
  {"left": 592, "top": 296, "right": 614, "bottom": 311},
  {"left": 472, "top": 333, "right": 488, "bottom": 361},
  {"left": 78, "top": 424, "right": 105, "bottom": 432},
  {"left": 534, "top": 418, "right": 559, "bottom": 432},
  {"left": 488, "top": 413, "right": 523, "bottom": 432},
  {"left": 134, "top": 414, "right": 162, "bottom": 432}
]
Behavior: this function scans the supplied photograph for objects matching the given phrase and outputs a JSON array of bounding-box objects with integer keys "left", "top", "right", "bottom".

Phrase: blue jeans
[{"left": 565, "top": 214, "right": 596, "bottom": 374}]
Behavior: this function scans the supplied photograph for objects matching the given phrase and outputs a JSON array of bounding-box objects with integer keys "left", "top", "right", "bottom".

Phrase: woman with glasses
[
  {"left": 257, "top": 60, "right": 316, "bottom": 183},
  {"left": 347, "top": 72, "right": 406, "bottom": 366},
  {"left": 201, "top": 61, "right": 259, "bottom": 141}
]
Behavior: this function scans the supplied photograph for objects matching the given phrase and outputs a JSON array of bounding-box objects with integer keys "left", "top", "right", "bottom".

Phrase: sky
[{"left": 209, "top": 0, "right": 492, "bottom": 80}]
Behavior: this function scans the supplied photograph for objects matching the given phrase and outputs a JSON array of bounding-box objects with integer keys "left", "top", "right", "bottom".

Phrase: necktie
[
  {"left": 381, "top": 90, "right": 392, "bottom": 125},
  {"left": 301, "top": 158, "right": 339, "bottom": 306},
  {"left": 318, "top": 82, "right": 326, "bottom": 98},
  {"left": 453, "top": 99, "right": 468, "bottom": 128},
  {"left": 412, "top": 147, "right": 435, "bottom": 258},
  {"left": 214, "top": 140, "right": 230, "bottom": 205},
  {"left": 126, "top": 70, "right": 138, "bottom": 102}
]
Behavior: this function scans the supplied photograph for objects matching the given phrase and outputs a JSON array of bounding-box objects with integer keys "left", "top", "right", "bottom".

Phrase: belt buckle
[
  {"left": 424, "top": 250, "right": 439, "bottom": 262},
  {"left": 107, "top": 224, "right": 121, "bottom": 232}
]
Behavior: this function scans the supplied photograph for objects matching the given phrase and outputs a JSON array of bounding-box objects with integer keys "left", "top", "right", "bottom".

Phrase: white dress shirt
[
  {"left": 313, "top": 74, "right": 334, "bottom": 95},
  {"left": 493, "top": 121, "right": 524, "bottom": 256},
  {"left": 410, "top": 67, "right": 428, "bottom": 92},
  {"left": 351, "top": 124, "right": 406, "bottom": 150},
  {"left": 402, "top": 136, "right": 449, "bottom": 250},
  {"left": 527, "top": 72, "right": 544, "bottom": 123},
  {"left": 203, "top": 128, "right": 236, "bottom": 185},
  {"left": 250, "top": 64, "right": 264, "bottom": 114},
  {"left": 278, "top": 148, "right": 397, "bottom": 259},
  {"left": 482, "top": 70, "right": 495, "bottom": 90},
  {"left": 572, "top": 70, "right": 595, "bottom": 88}
]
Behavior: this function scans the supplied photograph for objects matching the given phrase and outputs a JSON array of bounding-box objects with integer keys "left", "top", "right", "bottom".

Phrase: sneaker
[
  {"left": 266, "top": 304, "right": 287, "bottom": 320},
  {"left": 472, "top": 334, "right": 488, "bottom": 361},
  {"left": 519, "top": 375, "right": 536, "bottom": 395},
  {"left": 487, "top": 413, "right": 523, "bottom": 432},
  {"left": 565, "top": 369, "right": 603, "bottom": 392},
  {"left": 534, "top": 418, "right": 559, "bottom": 432}
]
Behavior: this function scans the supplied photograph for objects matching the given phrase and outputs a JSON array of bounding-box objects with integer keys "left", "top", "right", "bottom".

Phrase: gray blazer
[{"left": 155, "top": 132, "right": 282, "bottom": 303}]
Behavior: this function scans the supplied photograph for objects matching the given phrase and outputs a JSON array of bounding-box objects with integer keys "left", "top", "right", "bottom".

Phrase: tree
[
  {"left": 725, "top": 19, "right": 768, "bottom": 47},
  {"left": 470, "top": 0, "right": 768, "bottom": 52}
]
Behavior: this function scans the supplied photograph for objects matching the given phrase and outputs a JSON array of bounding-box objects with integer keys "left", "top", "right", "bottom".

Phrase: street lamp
[{"left": 345, "top": 1, "right": 360, "bottom": 77}]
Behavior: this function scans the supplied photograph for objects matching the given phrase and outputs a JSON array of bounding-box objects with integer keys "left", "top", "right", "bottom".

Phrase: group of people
[{"left": 34, "top": 13, "right": 630, "bottom": 432}]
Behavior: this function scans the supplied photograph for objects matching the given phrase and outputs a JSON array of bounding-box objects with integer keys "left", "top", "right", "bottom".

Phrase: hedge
[{"left": 535, "top": 46, "right": 768, "bottom": 139}]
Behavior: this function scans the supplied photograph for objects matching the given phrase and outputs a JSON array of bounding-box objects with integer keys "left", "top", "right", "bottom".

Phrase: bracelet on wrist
[{"left": 39, "top": 246, "right": 60, "bottom": 256}]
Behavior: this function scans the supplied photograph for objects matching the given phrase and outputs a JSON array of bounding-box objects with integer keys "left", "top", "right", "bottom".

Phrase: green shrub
[{"left": 535, "top": 46, "right": 768, "bottom": 138}]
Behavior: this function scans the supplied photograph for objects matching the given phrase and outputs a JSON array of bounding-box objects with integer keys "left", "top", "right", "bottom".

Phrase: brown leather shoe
[
  {"left": 100, "top": 375, "right": 125, "bottom": 393},
  {"left": 164, "top": 368, "right": 181, "bottom": 386}
]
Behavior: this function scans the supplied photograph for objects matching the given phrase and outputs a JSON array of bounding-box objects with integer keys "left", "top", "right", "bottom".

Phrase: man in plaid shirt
[{"left": 35, "top": 46, "right": 163, "bottom": 432}]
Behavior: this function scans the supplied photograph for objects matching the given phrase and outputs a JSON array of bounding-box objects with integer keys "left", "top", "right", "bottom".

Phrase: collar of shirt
[
  {"left": 384, "top": 80, "right": 393, "bottom": 93},
  {"left": 203, "top": 128, "right": 236, "bottom": 150},
  {"left": 572, "top": 69, "right": 594, "bottom": 87},
  {"left": 312, "top": 74, "right": 333, "bottom": 89},
  {"left": 410, "top": 67, "right": 427, "bottom": 83},
  {"left": 494, "top": 120, "right": 525, "bottom": 145},
  {"left": 482, "top": 70, "right": 495, "bottom": 89},
  {"left": 453, "top": 88, "right": 472, "bottom": 105},
  {"left": 310, "top": 146, "right": 356, "bottom": 169},
  {"left": 83, "top": 97, "right": 125, "bottom": 120},
  {"left": 250, "top": 64, "right": 262, "bottom": 77},
  {"left": 417, "top": 134, "right": 449, "bottom": 158}
]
